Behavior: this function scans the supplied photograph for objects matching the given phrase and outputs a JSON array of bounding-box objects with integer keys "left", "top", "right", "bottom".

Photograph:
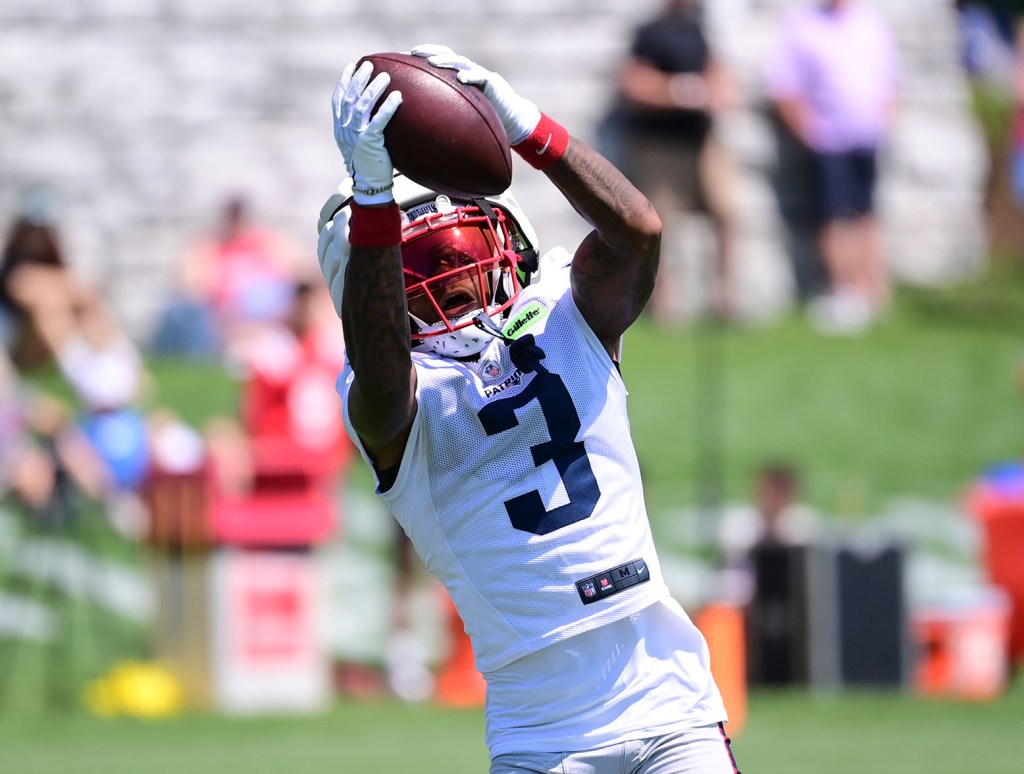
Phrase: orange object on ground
[
  {"left": 966, "top": 477, "right": 1024, "bottom": 664},
  {"left": 912, "top": 594, "right": 1011, "bottom": 700},
  {"left": 695, "top": 604, "right": 747, "bottom": 737},
  {"left": 434, "top": 594, "right": 487, "bottom": 707}
]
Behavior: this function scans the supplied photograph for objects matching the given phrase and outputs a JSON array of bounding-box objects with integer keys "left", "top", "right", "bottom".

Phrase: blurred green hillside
[
  {"left": 112, "top": 269, "right": 1024, "bottom": 523},
  {"left": 627, "top": 279, "right": 1024, "bottom": 520}
]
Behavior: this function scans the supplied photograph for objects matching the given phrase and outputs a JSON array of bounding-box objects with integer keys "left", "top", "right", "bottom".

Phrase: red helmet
[{"left": 397, "top": 181, "right": 537, "bottom": 357}]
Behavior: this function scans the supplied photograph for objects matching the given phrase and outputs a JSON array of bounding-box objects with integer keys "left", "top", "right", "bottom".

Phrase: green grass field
[
  {"left": 1, "top": 681, "right": 1023, "bottom": 773},
  {"left": 5, "top": 272, "right": 1024, "bottom": 771}
]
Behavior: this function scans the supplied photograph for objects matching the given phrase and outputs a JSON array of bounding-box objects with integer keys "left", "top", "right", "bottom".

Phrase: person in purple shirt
[{"left": 767, "top": 0, "right": 900, "bottom": 334}]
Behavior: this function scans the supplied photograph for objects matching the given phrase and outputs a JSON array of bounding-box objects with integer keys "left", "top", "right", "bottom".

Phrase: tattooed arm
[
  {"left": 341, "top": 239, "right": 417, "bottom": 472},
  {"left": 544, "top": 138, "right": 662, "bottom": 357},
  {"left": 328, "top": 62, "right": 415, "bottom": 471}
]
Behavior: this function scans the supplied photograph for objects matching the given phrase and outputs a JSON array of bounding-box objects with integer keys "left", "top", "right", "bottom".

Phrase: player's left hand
[
  {"left": 408, "top": 44, "right": 540, "bottom": 145},
  {"left": 332, "top": 61, "right": 402, "bottom": 205}
]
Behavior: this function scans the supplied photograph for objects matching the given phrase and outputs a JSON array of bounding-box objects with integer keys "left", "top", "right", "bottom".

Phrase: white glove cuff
[{"left": 506, "top": 100, "right": 541, "bottom": 146}]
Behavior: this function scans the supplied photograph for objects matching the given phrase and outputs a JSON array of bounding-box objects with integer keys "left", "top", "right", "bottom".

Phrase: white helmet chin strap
[{"left": 411, "top": 309, "right": 498, "bottom": 358}]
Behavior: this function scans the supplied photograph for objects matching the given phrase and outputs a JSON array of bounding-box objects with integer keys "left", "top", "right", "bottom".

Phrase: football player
[{"left": 317, "top": 45, "right": 741, "bottom": 774}]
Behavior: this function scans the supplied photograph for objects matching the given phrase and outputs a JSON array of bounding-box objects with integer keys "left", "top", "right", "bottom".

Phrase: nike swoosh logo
[{"left": 535, "top": 134, "right": 552, "bottom": 155}]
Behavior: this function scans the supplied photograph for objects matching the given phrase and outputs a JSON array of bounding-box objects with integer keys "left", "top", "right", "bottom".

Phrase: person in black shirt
[{"left": 616, "top": 0, "right": 738, "bottom": 323}]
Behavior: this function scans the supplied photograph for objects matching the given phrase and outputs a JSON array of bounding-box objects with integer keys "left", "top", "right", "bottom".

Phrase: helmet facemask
[{"left": 401, "top": 198, "right": 523, "bottom": 358}]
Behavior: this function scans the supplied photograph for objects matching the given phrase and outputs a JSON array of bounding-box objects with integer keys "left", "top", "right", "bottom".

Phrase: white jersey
[
  {"left": 485, "top": 597, "right": 726, "bottom": 757},
  {"left": 339, "top": 248, "right": 725, "bottom": 754},
  {"left": 339, "top": 248, "right": 670, "bottom": 672}
]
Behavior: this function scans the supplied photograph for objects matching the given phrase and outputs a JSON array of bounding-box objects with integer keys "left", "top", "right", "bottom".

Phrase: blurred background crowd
[{"left": 1, "top": 0, "right": 1024, "bottom": 750}]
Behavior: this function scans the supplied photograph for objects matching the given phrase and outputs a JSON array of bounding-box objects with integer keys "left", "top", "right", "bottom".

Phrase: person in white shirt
[{"left": 317, "top": 44, "right": 741, "bottom": 774}]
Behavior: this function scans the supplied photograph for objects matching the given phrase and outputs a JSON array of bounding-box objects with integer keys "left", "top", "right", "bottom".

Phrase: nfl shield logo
[
  {"left": 481, "top": 359, "right": 501, "bottom": 379},
  {"left": 582, "top": 581, "right": 597, "bottom": 598}
]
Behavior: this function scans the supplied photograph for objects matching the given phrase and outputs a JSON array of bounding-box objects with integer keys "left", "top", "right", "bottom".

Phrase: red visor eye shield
[{"left": 402, "top": 222, "right": 501, "bottom": 288}]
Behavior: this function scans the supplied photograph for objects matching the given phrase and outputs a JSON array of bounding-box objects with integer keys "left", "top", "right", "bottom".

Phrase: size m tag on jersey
[{"left": 576, "top": 559, "right": 650, "bottom": 605}]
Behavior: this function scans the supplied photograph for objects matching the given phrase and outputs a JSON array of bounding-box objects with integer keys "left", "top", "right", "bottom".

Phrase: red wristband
[
  {"left": 513, "top": 113, "right": 569, "bottom": 171},
  {"left": 348, "top": 201, "right": 402, "bottom": 247}
]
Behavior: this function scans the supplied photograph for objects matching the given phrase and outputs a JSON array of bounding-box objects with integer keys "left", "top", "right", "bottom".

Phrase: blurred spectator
[
  {"left": 764, "top": 88, "right": 830, "bottom": 302},
  {"left": 150, "top": 195, "right": 303, "bottom": 362},
  {"left": 955, "top": 2, "right": 1024, "bottom": 253},
  {"left": 613, "top": 0, "right": 738, "bottom": 324},
  {"left": 0, "top": 347, "right": 107, "bottom": 519},
  {"left": 0, "top": 208, "right": 151, "bottom": 535},
  {"left": 719, "top": 462, "right": 823, "bottom": 579},
  {"left": 956, "top": 0, "right": 1017, "bottom": 87},
  {"left": 749, "top": 463, "right": 822, "bottom": 549},
  {"left": 203, "top": 280, "right": 350, "bottom": 496},
  {"left": 0, "top": 210, "right": 145, "bottom": 401},
  {"left": 766, "top": 0, "right": 900, "bottom": 335},
  {"left": 0, "top": 211, "right": 73, "bottom": 371}
]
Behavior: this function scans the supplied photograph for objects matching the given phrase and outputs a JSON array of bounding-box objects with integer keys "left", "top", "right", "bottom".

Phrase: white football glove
[
  {"left": 408, "top": 44, "right": 540, "bottom": 145},
  {"left": 332, "top": 61, "right": 403, "bottom": 205},
  {"left": 316, "top": 180, "right": 353, "bottom": 318}
]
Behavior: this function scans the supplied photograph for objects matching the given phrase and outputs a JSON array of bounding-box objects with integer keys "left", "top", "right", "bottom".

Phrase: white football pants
[{"left": 489, "top": 722, "right": 741, "bottom": 774}]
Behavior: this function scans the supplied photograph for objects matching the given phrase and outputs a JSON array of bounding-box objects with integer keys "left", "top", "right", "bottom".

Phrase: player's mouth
[{"left": 441, "top": 291, "right": 476, "bottom": 319}]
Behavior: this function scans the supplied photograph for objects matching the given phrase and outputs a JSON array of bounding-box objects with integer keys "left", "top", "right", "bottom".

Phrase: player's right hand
[
  {"left": 332, "top": 61, "right": 402, "bottom": 205},
  {"left": 408, "top": 44, "right": 540, "bottom": 145}
]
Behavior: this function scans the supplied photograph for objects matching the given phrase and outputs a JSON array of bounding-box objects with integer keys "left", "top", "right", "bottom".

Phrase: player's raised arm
[
  {"left": 540, "top": 138, "right": 662, "bottom": 351},
  {"left": 318, "top": 61, "right": 416, "bottom": 472},
  {"left": 411, "top": 45, "right": 662, "bottom": 357}
]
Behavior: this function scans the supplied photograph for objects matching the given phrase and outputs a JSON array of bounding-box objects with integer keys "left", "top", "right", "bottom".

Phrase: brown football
[{"left": 356, "top": 52, "right": 513, "bottom": 199}]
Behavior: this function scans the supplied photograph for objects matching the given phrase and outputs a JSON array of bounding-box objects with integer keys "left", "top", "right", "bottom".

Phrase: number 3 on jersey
[{"left": 477, "top": 372, "right": 600, "bottom": 535}]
